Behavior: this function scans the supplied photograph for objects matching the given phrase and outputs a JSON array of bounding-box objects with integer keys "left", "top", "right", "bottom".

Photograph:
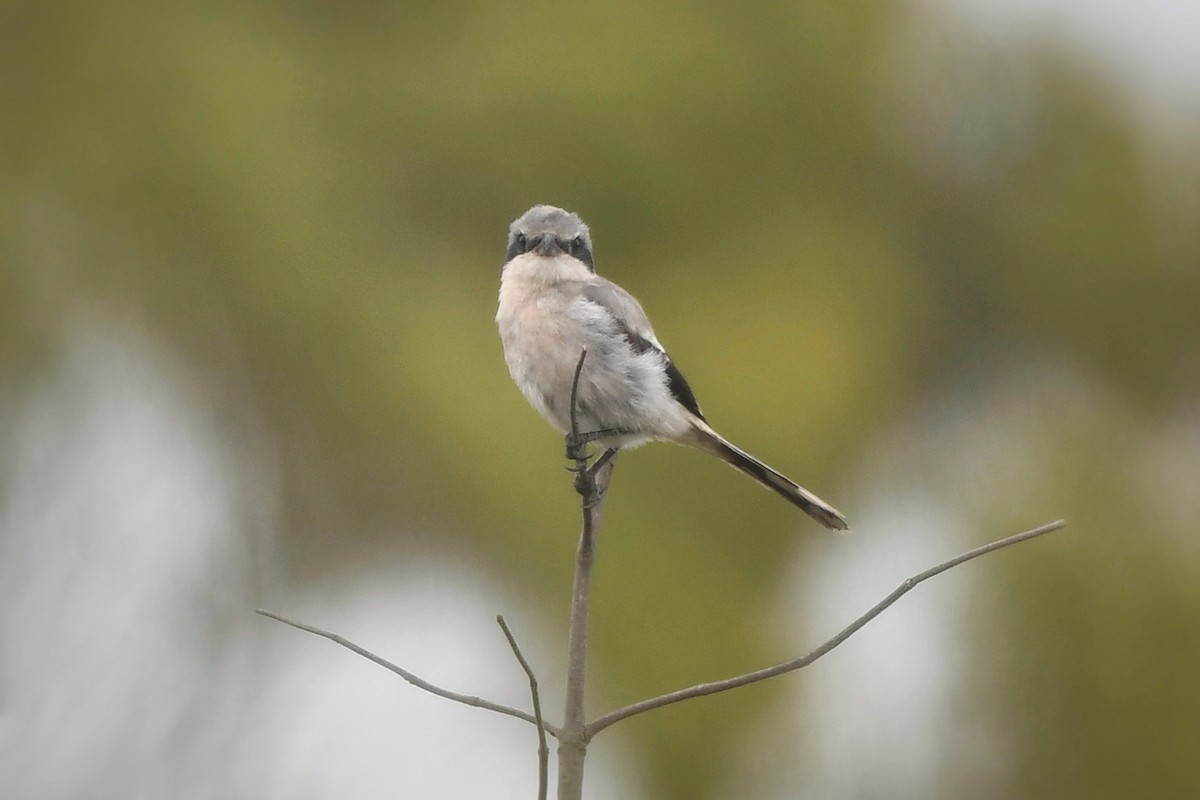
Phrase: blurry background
[{"left": 2, "top": 0, "right": 1198, "bottom": 797}]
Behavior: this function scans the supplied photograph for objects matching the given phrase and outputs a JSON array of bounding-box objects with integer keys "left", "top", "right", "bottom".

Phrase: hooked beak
[{"left": 533, "top": 234, "right": 564, "bottom": 257}]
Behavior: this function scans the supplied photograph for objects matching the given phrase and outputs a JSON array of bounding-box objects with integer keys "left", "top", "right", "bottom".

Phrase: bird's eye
[
  {"left": 507, "top": 232, "right": 529, "bottom": 261},
  {"left": 570, "top": 236, "right": 594, "bottom": 270}
]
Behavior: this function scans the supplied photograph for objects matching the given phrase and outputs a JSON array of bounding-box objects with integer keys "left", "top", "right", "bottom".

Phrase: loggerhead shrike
[{"left": 496, "top": 205, "right": 848, "bottom": 531}]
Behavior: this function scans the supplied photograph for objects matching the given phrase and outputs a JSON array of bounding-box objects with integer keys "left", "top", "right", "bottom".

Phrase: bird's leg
[
  {"left": 565, "top": 431, "right": 618, "bottom": 500},
  {"left": 564, "top": 428, "right": 621, "bottom": 464}
]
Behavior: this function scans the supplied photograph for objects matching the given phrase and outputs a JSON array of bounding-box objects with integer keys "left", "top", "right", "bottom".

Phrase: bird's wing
[
  {"left": 581, "top": 278, "right": 706, "bottom": 420},
  {"left": 581, "top": 278, "right": 661, "bottom": 347}
]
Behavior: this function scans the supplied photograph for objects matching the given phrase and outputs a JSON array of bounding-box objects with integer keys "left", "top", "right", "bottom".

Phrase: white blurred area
[
  {"left": 933, "top": 0, "right": 1200, "bottom": 120},
  {"left": 0, "top": 325, "right": 642, "bottom": 799}
]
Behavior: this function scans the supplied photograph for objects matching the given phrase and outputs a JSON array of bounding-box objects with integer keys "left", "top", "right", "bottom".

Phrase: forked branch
[{"left": 255, "top": 609, "right": 561, "bottom": 737}]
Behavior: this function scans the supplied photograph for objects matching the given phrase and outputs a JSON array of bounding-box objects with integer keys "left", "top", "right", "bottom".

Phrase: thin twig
[
  {"left": 256, "top": 609, "right": 560, "bottom": 737},
  {"left": 586, "top": 519, "right": 1067, "bottom": 737},
  {"left": 569, "top": 346, "right": 587, "bottom": 446},
  {"left": 497, "top": 615, "right": 549, "bottom": 800}
]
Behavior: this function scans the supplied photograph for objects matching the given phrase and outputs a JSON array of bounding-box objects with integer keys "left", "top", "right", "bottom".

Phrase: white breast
[{"left": 496, "top": 254, "right": 592, "bottom": 432}]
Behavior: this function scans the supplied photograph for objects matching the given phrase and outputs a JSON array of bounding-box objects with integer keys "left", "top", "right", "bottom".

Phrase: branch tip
[
  {"left": 497, "top": 614, "right": 550, "bottom": 800},
  {"left": 586, "top": 518, "right": 1067, "bottom": 737}
]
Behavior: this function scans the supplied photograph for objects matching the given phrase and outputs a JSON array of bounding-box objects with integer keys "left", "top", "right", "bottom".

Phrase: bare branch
[
  {"left": 569, "top": 346, "right": 587, "bottom": 445},
  {"left": 497, "top": 614, "right": 549, "bottom": 800},
  {"left": 586, "top": 519, "right": 1067, "bottom": 737},
  {"left": 256, "top": 609, "right": 560, "bottom": 737}
]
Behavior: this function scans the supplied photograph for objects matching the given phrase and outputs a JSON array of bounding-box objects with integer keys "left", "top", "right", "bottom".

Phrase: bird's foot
[
  {"left": 564, "top": 428, "right": 622, "bottom": 463},
  {"left": 574, "top": 447, "right": 619, "bottom": 503}
]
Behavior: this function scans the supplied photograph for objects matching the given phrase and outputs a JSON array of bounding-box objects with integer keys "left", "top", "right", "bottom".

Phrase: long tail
[{"left": 691, "top": 423, "right": 849, "bottom": 532}]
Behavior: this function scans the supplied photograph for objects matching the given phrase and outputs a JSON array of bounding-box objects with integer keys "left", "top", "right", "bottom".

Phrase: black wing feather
[{"left": 617, "top": 324, "right": 706, "bottom": 421}]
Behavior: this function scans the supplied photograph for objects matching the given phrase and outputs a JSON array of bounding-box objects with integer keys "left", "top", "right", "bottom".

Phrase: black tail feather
[{"left": 696, "top": 427, "right": 849, "bottom": 532}]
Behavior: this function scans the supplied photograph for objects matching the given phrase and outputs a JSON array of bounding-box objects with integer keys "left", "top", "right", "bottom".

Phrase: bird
[{"left": 495, "top": 205, "right": 848, "bottom": 531}]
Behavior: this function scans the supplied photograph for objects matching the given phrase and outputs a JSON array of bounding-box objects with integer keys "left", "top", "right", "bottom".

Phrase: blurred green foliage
[{"left": 3, "top": 0, "right": 1198, "bottom": 797}]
